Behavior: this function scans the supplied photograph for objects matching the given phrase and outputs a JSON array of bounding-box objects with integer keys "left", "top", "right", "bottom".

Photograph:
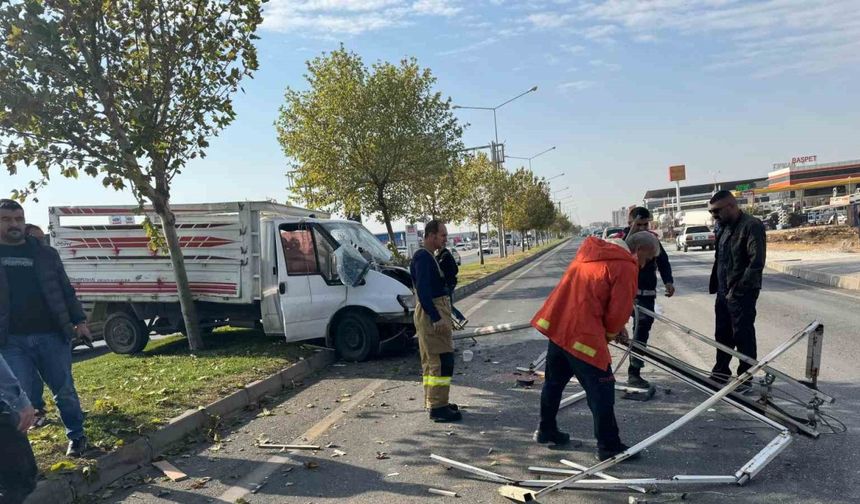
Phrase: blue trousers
[{"left": 1, "top": 333, "right": 85, "bottom": 440}]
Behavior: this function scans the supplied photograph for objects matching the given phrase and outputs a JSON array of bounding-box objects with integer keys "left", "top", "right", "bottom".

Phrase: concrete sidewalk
[{"left": 766, "top": 250, "right": 860, "bottom": 291}]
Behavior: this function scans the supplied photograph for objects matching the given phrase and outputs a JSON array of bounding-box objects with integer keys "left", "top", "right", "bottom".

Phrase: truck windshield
[{"left": 321, "top": 222, "right": 392, "bottom": 264}]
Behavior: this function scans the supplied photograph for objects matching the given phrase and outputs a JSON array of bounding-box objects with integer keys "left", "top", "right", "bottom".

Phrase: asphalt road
[{"left": 103, "top": 239, "right": 859, "bottom": 504}]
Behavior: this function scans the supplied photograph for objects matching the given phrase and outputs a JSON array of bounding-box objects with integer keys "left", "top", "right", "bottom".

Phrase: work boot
[
  {"left": 430, "top": 406, "right": 462, "bottom": 423},
  {"left": 597, "top": 443, "right": 641, "bottom": 462},
  {"left": 627, "top": 367, "right": 651, "bottom": 389},
  {"left": 533, "top": 429, "right": 581, "bottom": 447},
  {"left": 66, "top": 436, "right": 88, "bottom": 458}
]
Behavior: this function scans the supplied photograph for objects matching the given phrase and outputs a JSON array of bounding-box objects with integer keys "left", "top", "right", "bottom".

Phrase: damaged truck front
[{"left": 50, "top": 202, "right": 415, "bottom": 361}]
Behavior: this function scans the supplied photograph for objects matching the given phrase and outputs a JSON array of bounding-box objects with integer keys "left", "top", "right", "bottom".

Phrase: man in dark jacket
[
  {"left": 0, "top": 199, "right": 91, "bottom": 456},
  {"left": 616, "top": 207, "right": 674, "bottom": 389},
  {"left": 436, "top": 246, "right": 467, "bottom": 329},
  {"left": 707, "top": 191, "right": 766, "bottom": 387},
  {"left": 0, "top": 353, "right": 38, "bottom": 504}
]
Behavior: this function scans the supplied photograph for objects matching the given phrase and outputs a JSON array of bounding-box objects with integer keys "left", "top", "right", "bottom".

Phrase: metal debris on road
[
  {"left": 152, "top": 460, "right": 187, "bottom": 482},
  {"left": 428, "top": 488, "right": 460, "bottom": 497},
  {"left": 257, "top": 443, "right": 321, "bottom": 451}
]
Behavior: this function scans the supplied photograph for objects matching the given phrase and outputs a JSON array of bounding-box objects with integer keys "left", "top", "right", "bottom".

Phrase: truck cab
[{"left": 261, "top": 218, "right": 415, "bottom": 361}]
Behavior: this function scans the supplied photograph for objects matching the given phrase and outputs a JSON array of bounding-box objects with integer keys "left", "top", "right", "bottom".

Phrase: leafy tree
[
  {"left": 0, "top": 0, "right": 265, "bottom": 351},
  {"left": 458, "top": 153, "right": 498, "bottom": 265},
  {"left": 276, "top": 46, "right": 463, "bottom": 243}
]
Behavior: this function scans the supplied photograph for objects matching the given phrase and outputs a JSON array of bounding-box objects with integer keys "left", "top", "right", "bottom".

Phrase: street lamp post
[
  {"left": 506, "top": 146, "right": 557, "bottom": 171},
  {"left": 453, "top": 86, "right": 538, "bottom": 257}
]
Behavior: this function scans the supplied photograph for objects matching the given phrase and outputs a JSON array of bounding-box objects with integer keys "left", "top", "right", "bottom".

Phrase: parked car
[
  {"left": 676, "top": 225, "right": 715, "bottom": 252},
  {"left": 601, "top": 227, "right": 625, "bottom": 239},
  {"left": 455, "top": 242, "right": 471, "bottom": 251}
]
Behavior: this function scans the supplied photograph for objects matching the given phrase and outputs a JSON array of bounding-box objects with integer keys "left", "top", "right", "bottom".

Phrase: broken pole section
[{"left": 499, "top": 322, "right": 818, "bottom": 503}]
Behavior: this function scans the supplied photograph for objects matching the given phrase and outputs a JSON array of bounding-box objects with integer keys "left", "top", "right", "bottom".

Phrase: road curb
[
  {"left": 767, "top": 261, "right": 860, "bottom": 291},
  {"left": 23, "top": 349, "right": 335, "bottom": 504},
  {"left": 453, "top": 239, "right": 569, "bottom": 302}
]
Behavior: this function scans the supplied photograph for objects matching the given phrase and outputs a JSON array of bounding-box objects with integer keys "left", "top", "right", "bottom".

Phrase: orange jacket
[{"left": 531, "top": 237, "right": 639, "bottom": 371}]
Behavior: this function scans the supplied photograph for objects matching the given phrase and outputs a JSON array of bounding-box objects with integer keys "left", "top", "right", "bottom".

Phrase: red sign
[
  {"left": 669, "top": 164, "right": 686, "bottom": 182},
  {"left": 791, "top": 155, "right": 817, "bottom": 164}
]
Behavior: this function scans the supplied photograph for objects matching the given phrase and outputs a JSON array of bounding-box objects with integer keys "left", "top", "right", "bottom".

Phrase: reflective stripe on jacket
[{"left": 531, "top": 237, "right": 638, "bottom": 371}]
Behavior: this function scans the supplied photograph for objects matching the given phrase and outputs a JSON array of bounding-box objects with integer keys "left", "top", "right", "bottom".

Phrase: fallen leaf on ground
[
  {"left": 257, "top": 408, "right": 275, "bottom": 417},
  {"left": 331, "top": 449, "right": 347, "bottom": 457},
  {"left": 304, "top": 461, "right": 319, "bottom": 470},
  {"left": 376, "top": 452, "right": 389, "bottom": 460},
  {"left": 190, "top": 477, "right": 212, "bottom": 489}
]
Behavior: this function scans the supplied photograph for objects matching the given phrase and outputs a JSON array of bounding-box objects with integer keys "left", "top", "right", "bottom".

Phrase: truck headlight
[{"left": 397, "top": 294, "right": 416, "bottom": 312}]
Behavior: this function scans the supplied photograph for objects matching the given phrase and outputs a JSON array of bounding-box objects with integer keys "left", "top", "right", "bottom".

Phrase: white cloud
[
  {"left": 581, "top": 24, "right": 619, "bottom": 41},
  {"left": 264, "top": 0, "right": 462, "bottom": 34},
  {"left": 412, "top": 0, "right": 461, "bottom": 16},
  {"left": 560, "top": 44, "right": 585, "bottom": 54},
  {"left": 527, "top": 12, "right": 573, "bottom": 28},
  {"left": 438, "top": 36, "right": 499, "bottom": 56},
  {"left": 558, "top": 80, "right": 594, "bottom": 92},
  {"left": 574, "top": 0, "right": 860, "bottom": 76},
  {"left": 588, "top": 59, "right": 621, "bottom": 71}
]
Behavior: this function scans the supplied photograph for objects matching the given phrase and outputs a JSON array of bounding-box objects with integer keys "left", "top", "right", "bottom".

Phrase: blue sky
[{"left": 10, "top": 0, "right": 860, "bottom": 233}]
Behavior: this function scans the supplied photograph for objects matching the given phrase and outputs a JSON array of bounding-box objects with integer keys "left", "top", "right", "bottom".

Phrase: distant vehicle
[
  {"left": 676, "top": 225, "right": 715, "bottom": 252},
  {"left": 601, "top": 227, "right": 624, "bottom": 239},
  {"left": 396, "top": 246, "right": 408, "bottom": 256},
  {"left": 455, "top": 242, "right": 471, "bottom": 251},
  {"left": 480, "top": 245, "right": 494, "bottom": 255}
]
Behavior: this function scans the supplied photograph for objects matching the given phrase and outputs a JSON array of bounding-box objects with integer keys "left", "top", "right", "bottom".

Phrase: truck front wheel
[
  {"left": 333, "top": 312, "right": 379, "bottom": 362},
  {"left": 104, "top": 312, "right": 150, "bottom": 354}
]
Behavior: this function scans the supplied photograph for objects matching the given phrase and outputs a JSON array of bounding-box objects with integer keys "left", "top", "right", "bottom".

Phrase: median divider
[
  {"left": 453, "top": 239, "right": 569, "bottom": 301},
  {"left": 25, "top": 238, "right": 571, "bottom": 504}
]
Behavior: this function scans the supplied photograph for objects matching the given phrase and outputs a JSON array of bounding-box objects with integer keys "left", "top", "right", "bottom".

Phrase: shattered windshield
[{"left": 321, "top": 221, "right": 392, "bottom": 264}]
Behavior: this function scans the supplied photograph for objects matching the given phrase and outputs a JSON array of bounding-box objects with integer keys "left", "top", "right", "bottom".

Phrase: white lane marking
[
  {"left": 217, "top": 378, "right": 388, "bottom": 503},
  {"left": 463, "top": 242, "right": 570, "bottom": 318}
]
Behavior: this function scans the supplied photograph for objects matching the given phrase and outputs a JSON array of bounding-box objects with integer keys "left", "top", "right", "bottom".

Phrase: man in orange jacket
[{"left": 532, "top": 232, "right": 660, "bottom": 461}]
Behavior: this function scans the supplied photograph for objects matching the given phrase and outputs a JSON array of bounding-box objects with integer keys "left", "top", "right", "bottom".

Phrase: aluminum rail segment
[
  {"left": 501, "top": 321, "right": 819, "bottom": 503},
  {"left": 453, "top": 321, "right": 534, "bottom": 341},
  {"left": 636, "top": 306, "right": 833, "bottom": 404}
]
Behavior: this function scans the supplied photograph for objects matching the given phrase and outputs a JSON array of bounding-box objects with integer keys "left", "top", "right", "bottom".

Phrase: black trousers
[
  {"left": 630, "top": 295, "right": 655, "bottom": 370},
  {"left": 539, "top": 340, "right": 621, "bottom": 451},
  {"left": 0, "top": 411, "right": 38, "bottom": 504},
  {"left": 712, "top": 290, "right": 760, "bottom": 377}
]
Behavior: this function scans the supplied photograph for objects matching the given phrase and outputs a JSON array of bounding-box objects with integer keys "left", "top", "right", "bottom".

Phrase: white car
[{"left": 675, "top": 225, "right": 715, "bottom": 252}]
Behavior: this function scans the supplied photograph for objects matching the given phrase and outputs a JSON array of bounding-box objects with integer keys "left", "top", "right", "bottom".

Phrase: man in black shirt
[
  {"left": 707, "top": 191, "right": 766, "bottom": 389},
  {"left": 0, "top": 199, "right": 91, "bottom": 457}
]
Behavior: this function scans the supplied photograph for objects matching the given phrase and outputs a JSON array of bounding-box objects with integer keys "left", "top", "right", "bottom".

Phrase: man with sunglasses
[{"left": 707, "top": 191, "right": 766, "bottom": 390}]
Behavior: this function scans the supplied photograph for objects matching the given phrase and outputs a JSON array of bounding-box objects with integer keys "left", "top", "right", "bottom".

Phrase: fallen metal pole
[
  {"left": 430, "top": 454, "right": 515, "bottom": 484},
  {"left": 636, "top": 307, "right": 832, "bottom": 404},
  {"left": 453, "top": 321, "right": 534, "bottom": 341},
  {"left": 500, "top": 322, "right": 818, "bottom": 502},
  {"left": 558, "top": 459, "right": 647, "bottom": 493}
]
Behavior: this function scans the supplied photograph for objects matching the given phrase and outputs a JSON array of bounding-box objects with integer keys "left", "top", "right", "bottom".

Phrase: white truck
[{"left": 49, "top": 202, "right": 416, "bottom": 361}]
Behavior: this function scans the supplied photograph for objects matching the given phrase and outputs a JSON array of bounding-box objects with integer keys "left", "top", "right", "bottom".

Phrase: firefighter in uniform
[{"left": 410, "top": 220, "right": 461, "bottom": 423}]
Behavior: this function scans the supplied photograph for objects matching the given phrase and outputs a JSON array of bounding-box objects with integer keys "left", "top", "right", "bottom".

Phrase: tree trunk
[
  {"left": 156, "top": 201, "right": 204, "bottom": 351},
  {"left": 377, "top": 189, "right": 397, "bottom": 246},
  {"left": 477, "top": 218, "right": 484, "bottom": 265}
]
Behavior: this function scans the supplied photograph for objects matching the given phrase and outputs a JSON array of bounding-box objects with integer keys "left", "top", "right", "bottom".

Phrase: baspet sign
[{"left": 791, "top": 155, "right": 817, "bottom": 164}]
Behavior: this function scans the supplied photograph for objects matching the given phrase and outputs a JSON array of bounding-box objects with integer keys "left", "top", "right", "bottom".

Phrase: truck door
[{"left": 276, "top": 223, "right": 346, "bottom": 342}]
